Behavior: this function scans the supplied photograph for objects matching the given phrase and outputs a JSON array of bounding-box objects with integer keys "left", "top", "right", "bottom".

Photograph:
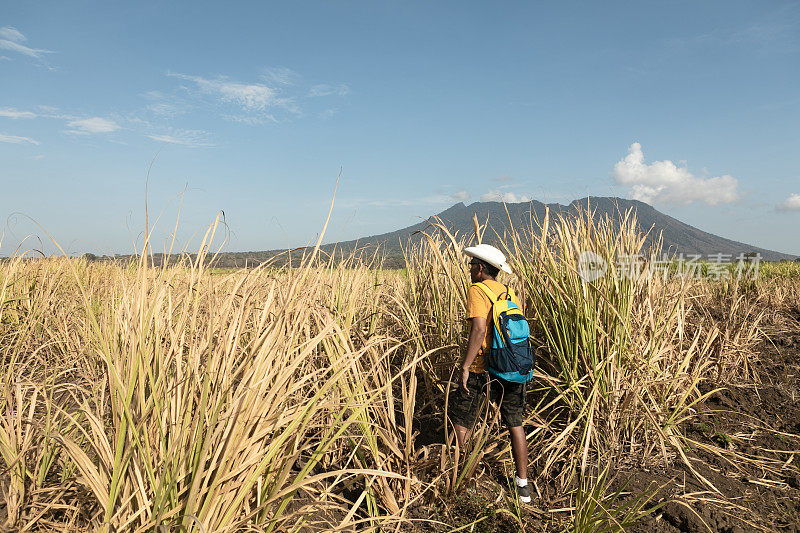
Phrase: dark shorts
[{"left": 448, "top": 372, "right": 526, "bottom": 428}]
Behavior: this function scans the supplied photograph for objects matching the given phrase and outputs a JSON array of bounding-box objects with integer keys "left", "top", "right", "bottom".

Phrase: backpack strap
[
  {"left": 473, "top": 282, "right": 498, "bottom": 303},
  {"left": 474, "top": 282, "right": 514, "bottom": 302},
  {"left": 506, "top": 285, "right": 517, "bottom": 303}
]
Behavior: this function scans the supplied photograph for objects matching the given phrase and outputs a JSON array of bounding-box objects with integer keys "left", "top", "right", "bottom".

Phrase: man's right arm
[{"left": 459, "top": 316, "right": 487, "bottom": 394}]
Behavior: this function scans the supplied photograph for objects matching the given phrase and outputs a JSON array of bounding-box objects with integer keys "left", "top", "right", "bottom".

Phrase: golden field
[{"left": 1, "top": 209, "right": 799, "bottom": 532}]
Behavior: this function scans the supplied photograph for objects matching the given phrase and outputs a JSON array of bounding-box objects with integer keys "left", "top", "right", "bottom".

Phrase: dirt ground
[
  {"left": 407, "top": 333, "right": 800, "bottom": 532},
  {"left": 622, "top": 335, "right": 800, "bottom": 533}
]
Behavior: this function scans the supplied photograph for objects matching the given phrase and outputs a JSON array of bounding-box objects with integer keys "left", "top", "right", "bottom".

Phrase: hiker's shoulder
[
  {"left": 467, "top": 282, "right": 490, "bottom": 301},
  {"left": 467, "top": 282, "right": 484, "bottom": 294},
  {"left": 485, "top": 279, "right": 506, "bottom": 289},
  {"left": 468, "top": 280, "right": 504, "bottom": 301},
  {"left": 481, "top": 280, "right": 506, "bottom": 294}
]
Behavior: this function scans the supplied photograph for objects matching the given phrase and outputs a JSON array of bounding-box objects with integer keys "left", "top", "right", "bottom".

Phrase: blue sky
[{"left": 2, "top": 1, "right": 799, "bottom": 256}]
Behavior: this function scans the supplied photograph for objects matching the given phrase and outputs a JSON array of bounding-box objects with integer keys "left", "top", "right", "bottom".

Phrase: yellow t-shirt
[{"left": 465, "top": 280, "right": 509, "bottom": 373}]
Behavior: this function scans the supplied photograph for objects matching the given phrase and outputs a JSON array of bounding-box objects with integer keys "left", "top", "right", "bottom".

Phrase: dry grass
[{"left": 1, "top": 206, "right": 798, "bottom": 531}]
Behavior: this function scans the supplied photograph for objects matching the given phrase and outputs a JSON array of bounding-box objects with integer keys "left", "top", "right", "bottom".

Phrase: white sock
[{"left": 515, "top": 476, "right": 528, "bottom": 487}]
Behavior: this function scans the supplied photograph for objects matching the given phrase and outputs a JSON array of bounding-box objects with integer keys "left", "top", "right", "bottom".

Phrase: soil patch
[{"left": 407, "top": 336, "right": 800, "bottom": 532}]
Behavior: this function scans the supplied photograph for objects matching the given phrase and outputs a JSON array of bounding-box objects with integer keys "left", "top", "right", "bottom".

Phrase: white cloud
[
  {"left": 166, "top": 70, "right": 348, "bottom": 122},
  {"left": 224, "top": 114, "right": 278, "bottom": 125},
  {"left": 0, "top": 39, "right": 50, "bottom": 59},
  {"left": 0, "top": 107, "right": 37, "bottom": 119},
  {"left": 141, "top": 90, "right": 190, "bottom": 118},
  {"left": 480, "top": 190, "right": 531, "bottom": 203},
  {"left": 169, "top": 72, "right": 283, "bottom": 112},
  {"left": 492, "top": 175, "right": 514, "bottom": 184},
  {"left": 778, "top": 193, "right": 800, "bottom": 211},
  {"left": 66, "top": 117, "right": 120, "bottom": 134},
  {"left": 612, "top": 142, "right": 739, "bottom": 206},
  {"left": 0, "top": 27, "right": 25, "bottom": 42},
  {"left": 452, "top": 190, "right": 470, "bottom": 202},
  {"left": 0, "top": 106, "right": 123, "bottom": 137},
  {"left": 263, "top": 67, "right": 300, "bottom": 86},
  {"left": 0, "top": 26, "right": 52, "bottom": 60},
  {"left": 147, "top": 130, "right": 213, "bottom": 147},
  {"left": 308, "top": 84, "right": 349, "bottom": 97},
  {"left": 148, "top": 102, "right": 181, "bottom": 117},
  {"left": 0, "top": 133, "right": 39, "bottom": 145}
]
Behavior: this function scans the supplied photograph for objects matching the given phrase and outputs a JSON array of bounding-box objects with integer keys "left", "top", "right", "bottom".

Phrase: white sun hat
[{"left": 463, "top": 244, "right": 512, "bottom": 274}]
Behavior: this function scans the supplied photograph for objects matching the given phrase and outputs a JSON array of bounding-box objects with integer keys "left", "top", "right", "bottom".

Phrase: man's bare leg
[
  {"left": 454, "top": 423, "right": 470, "bottom": 448},
  {"left": 508, "top": 425, "right": 528, "bottom": 479}
]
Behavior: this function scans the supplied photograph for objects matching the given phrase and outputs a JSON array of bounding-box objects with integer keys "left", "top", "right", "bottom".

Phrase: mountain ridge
[
  {"left": 310, "top": 196, "right": 794, "bottom": 261},
  {"left": 111, "top": 197, "right": 795, "bottom": 267}
]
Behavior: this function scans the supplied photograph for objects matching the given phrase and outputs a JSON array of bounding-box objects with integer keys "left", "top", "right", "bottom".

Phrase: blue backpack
[{"left": 474, "top": 282, "right": 534, "bottom": 383}]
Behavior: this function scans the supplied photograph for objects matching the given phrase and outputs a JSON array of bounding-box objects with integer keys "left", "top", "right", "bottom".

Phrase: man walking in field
[{"left": 449, "top": 244, "right": 531, "bottom": 503}]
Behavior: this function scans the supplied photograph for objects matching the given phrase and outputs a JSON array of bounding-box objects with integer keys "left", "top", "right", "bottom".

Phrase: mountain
[{"left": 207, "top": 197, "right": 795, "bottom": 268}]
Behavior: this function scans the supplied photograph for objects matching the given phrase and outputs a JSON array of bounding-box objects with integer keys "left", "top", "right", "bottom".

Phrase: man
[{"left": 449, "top": 243, "right": 531, "bottom": 503}]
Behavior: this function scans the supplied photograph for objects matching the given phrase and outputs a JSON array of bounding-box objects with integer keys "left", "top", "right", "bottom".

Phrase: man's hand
[{"left": 460, "top": 367, "right": 470, "bottom": 395}]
